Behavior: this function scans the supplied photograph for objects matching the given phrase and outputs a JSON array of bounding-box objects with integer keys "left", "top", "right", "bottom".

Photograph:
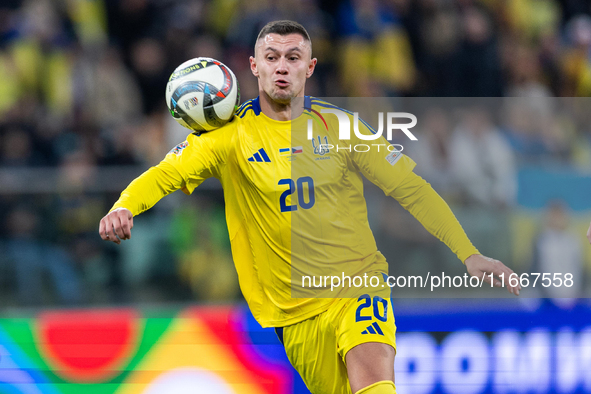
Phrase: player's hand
[
  {"left": 587, "top": 221, "right": 591, "bottom": 244},
  {"left": 99, "top": 208, "right": 133, "bottom": 244},
  {"left": 465, "top": 254, "right": 521, "bottom": 296}
]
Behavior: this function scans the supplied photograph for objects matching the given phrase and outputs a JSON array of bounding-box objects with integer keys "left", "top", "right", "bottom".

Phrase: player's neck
[{"left": 259, "top": 92, "right": 304, "bottom": 121}]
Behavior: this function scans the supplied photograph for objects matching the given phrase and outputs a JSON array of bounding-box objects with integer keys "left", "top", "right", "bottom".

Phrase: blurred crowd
[{"left": 1, "top": 0, "right": 591, "bottom": 307}]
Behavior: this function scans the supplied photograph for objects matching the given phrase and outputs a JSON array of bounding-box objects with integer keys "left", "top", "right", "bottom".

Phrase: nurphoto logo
[{"left": 306, "top": 109, "right": 418, "bottom": 153}]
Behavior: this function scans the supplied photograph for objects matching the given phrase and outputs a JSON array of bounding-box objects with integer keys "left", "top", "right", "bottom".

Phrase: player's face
[{"left": 250, "top": 33, "right": 316, "bottom": 104}]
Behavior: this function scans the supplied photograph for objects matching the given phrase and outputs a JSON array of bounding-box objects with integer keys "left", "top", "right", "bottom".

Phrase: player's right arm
[
  {"left": 98, "top": 161, "right": 186, "bottom": 244},
  {"left": 99, "top": 130, "right": 227, "bottom": 244}
]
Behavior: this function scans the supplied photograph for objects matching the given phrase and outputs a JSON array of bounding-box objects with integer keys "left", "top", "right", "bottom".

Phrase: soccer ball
[{"left": 166, "top": 57, "right": 240, "bottom": 134}]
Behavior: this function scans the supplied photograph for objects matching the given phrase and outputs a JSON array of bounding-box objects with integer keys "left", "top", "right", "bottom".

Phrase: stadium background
[{"left": 1, "top": 0, "right": 591, "bottom": 392}]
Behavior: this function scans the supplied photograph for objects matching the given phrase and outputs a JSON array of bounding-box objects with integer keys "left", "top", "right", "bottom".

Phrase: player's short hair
[{"left": 256, "top": 20, "right": 312, "bottom": 52}]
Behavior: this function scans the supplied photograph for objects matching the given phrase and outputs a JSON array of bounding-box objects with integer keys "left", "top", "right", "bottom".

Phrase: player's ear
[
  {"left": 306, "top": 57, "right": 317, "bottom": 78},
  {"left": 250, "top": 56, "right": 259, "bottom": 77}
]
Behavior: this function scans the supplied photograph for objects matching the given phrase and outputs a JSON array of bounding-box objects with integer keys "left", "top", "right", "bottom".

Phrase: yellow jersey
[{"left": 112, "top": 97, "right": 479, "bottom": 327}]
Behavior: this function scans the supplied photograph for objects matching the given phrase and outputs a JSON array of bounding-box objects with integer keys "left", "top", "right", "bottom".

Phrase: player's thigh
[
  {"left": 336, "top": 295, "right": 397, "bottom": 390},
  {"left": 281, "top": 313, "right": 351, "bottom": 394}
]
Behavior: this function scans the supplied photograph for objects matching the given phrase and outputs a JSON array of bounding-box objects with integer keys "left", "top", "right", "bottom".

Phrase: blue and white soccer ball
[{"left": 166, "top": 57, "right": 240, "bottom": 134}]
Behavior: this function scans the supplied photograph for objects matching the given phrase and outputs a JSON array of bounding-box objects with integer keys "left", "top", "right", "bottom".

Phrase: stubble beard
[{"left": 269, "top": 88, "right": 293, "bottom": 105}]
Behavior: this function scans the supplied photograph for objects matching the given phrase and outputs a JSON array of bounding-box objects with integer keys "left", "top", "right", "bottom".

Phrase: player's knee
[
  {"left": 354, "top": 380, "right": 396, "bottom": 394},
  {"left": 346, "top": 342, "right": 395, "bottom": 392}
]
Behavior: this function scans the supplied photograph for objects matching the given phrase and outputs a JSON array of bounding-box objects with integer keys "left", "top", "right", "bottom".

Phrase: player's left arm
[
  {"left": 390, "top": 171, "right": 520, "bottom": 295},
  {"left": 349, "top": 123, "right": 520, "bottom": 295},
  {"left": 587, "top": 220, "right": 591, "bottom": 244}
]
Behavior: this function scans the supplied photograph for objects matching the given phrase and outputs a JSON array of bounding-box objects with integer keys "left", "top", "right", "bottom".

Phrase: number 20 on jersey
[{"left": 278, "top": 177, "right": 315, "bottom": 212}]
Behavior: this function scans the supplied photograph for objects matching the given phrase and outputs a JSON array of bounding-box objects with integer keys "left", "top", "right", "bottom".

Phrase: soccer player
[{"left": 99, "top": 20, "right": 521, "bottom": 394}]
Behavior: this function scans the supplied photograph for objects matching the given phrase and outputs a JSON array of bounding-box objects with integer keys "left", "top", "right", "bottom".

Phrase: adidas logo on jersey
[
  {"left": 247, "top": 148, "right": 271, "bottom": 162},
  {"left": 361, "top": 322, "right": 384, "bottom": 336}
]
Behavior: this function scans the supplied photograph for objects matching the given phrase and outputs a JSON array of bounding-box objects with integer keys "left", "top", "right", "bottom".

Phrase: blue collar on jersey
[
  {"left": 253, "top": 96, "right": 312, "bottom": 112},
  {"left": 251, "top": 96, "right": 262, "bottom": 115},
  {"left": 240, "top": 96, "right": 313, "bottom": 118}
]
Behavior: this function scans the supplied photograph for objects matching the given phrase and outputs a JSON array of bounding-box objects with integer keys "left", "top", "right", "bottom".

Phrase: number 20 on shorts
[{"left": 356, "top": 295, "right": 388, "bottom": 322}]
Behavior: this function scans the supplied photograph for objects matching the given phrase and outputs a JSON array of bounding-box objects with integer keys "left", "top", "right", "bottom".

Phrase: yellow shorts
[{"left": 276, "top": 294, "right": 396, "bottom": 394}]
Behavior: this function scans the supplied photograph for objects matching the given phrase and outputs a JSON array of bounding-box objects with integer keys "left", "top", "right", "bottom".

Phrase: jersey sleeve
[
  {"left": 349, "top": 118, "right": 417, "bottom": 195},
  {"left": 389, "top": 171, "right": 481, "bottom": 263},
  {"left": 110, "top": 129, "right": 228, "bottom": 216},
  {"left": 348, "top": 118, "right": 479, "bottom": 263}
]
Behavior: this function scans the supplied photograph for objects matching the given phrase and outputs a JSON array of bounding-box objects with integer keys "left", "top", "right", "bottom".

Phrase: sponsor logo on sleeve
[
  {"left": 385, "top": 149, "right": 402, "bottom": 165},
  {"left": 170, "top": 141, "right": 189, "bottom": 155}
]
